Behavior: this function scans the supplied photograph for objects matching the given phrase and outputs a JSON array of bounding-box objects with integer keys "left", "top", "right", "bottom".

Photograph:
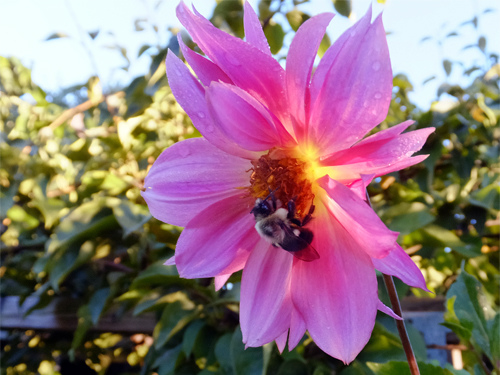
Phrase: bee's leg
[
  {"left": 287, "top": 199, "right": 297, "bottom": 220},
  {"left": 266, "top": 187, "right": 279, "bottom": 211},
  {"left": 301, "top": 203, "right": 316, "bottom": 227}
]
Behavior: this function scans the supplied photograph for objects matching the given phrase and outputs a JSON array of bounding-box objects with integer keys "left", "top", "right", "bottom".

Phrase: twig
[
  {"left": 365, "top": 191, "right": 420, "bottom": 374},
  {"left": 383, "top": 274, "right": 420, "bottom": 375}
]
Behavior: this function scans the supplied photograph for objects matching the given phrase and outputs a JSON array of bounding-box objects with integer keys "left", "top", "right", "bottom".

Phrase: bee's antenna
[
  {"left": 264, "top": 186, "right": 279, "bottom": 201},
  {"left": 263, "top": 187, "right": 280, "bottom": 211}
]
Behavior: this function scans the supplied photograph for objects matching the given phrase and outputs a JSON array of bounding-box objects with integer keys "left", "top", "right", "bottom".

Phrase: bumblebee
[{"left": 250, "top": 191, "right": 319, "bottom": 262}]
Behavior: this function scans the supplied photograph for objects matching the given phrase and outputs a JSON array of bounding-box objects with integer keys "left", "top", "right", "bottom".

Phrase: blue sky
[{"left": 0, "top": 0, "right": 498, "bottom": 109}]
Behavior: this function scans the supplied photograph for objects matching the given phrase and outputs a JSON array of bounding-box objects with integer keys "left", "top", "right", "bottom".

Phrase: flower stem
[{"left": 383, "top": 274, "right": 420, "bottom": 375}]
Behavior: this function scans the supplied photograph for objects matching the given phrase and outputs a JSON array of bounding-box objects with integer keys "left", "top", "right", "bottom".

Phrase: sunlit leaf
[
  {"left": 286, "top": 9, "right": 310, "bottom": 32},
  {"left": 45, "top": 32, "right": 69, "bottom": 41},
  {"left": 332, "top": 0, "right": 351, "bottom": 17},
  {"left": 263, "top": 22, "right": 285, "bottom": 54},
  {"left": 443, "top": 59, "right": 452, "bottom": 76}
]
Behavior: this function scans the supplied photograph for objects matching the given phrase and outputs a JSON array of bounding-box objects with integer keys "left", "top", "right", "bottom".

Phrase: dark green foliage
[{"left": 1, "top": 1, "right": 499, "bottom": 374}]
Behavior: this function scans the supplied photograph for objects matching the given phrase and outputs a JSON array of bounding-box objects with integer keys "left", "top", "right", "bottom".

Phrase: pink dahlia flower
[{"left": 142, "top": 2, "right": 433, "bottom": 363}]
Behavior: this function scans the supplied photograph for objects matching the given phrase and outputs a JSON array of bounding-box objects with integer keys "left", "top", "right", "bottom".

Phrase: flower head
[{"left": 142, "top": 2, "right": 433, "bottom": 363}]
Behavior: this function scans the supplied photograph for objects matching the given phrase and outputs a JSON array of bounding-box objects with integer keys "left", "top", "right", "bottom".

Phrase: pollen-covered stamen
[{"left": 248, "top": 148, "right": 315, "bottom": 222}]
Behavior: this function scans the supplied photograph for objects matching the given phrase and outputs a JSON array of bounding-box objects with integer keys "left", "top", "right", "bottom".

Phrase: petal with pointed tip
[
  {"left": 318, "top": 176, "right": 399, "bottom": 259},
  {"left": 243, "top": 1, "right": 271, "bottom": 55},
  {"left": 240, "top": 239, "right": 293, "bottom": 347},
  {"left": 166, "top": 51, "right": 259, "bottom": 160},
  {"left": 310, "top": 11, "right": 393, "bottom": 154},
  {"left": 372, "top": 245, "right": 429, "bottom": 291},
  {"left": 287, "top": 308, "right": 306, "bottom": 351},
  {"left": 206, "top": 82, "right": 294, "bottom": 151},
  {"left": 286, "top": 13, "right": 334, "bottom": 139},
  {"left": 214, "top": 274, "right": 231, "bottom": 291},
  {"left": 142, "top": 138, "right": 250, "bottom": 227},
  {"left": 322, "top": 124, "right": 435, "bottom": 179},
  {"left": 176, "top": 3, "right": 290, "bottom": 131},
  {"left": 377, "top": 300, "right": 402, "bottom": 320},
  {"left": 275, "top": 331, "right": 288, "bottom": 353},
  {"left": 177, "top": 35, "right": 232, "bottom": 86},
  {"left": 176, "top": 195, "right": 258, "bottom": 279},
  {"left": 292, "top": 211, "right": 378, "bottom": 363}
]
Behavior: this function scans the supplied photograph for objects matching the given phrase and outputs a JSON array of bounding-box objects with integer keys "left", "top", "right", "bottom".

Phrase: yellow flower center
[{"left": 248, "top": 147, "right": 321, "bottom": 221}]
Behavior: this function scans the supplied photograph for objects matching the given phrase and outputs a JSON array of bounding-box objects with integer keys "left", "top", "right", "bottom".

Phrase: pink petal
[
  {"left": 288, "top": 308, "right": 306, "bottom": 351},
  {"left": 377, "top": 300, "right": 402, "bottom": 320},
  {"left": 214, "top": 274, "right": 231, "bottom": 291},
  {"left": 178, "top": 35, "right": 232, "bottom": 86},
  {"left": 164, "top": 256, "right": 176, "bottom": 266},
  {"left": 166, "top": 51, "right": 259, "bottom": 160},
  {"left": 206, "top": 82, "right": 294, "bottom": 151},
  {"left": 286, "top": 13, "right": 334, "bottom": 141},
  {"left": 310, "top": 7, "right": 372, "bottom": 101},
  {"left": 240, "top": 239, "right": 293, "bottom": 347},
  {"left": 372, "top": 245, "right": 429, "bottom": 291},
  {"left": 345, "top": 174, "right": 375, "bottom": 201},
  {"left": 275, "top": 331, "right": 288, "bottom": 353},
  {"left": 243, "top": 2, "right": 271, "bottom": 55},
  {"left": 310, "top": 10, "right": 393, "bottom": 155},
  {"left": 175, "top": 195, "right": 258, "bottom": 279},
  {"left": 176, "top": 3, "right": 291, "bottom": 132},
  {"left": 318, "top": 176, "right": 399, "bottom": 259},
  {"left": 142, "top": 138, "right": 251, "bottom": 227},
  {"left": 291, "top": 212, "right": 378, "bottom": 363},
  {"left": 322, "top": 123, "right": 435, "bottom": 178}
]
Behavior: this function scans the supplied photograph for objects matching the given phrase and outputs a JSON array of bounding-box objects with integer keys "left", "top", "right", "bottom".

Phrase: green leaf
[
  {"left": 6, "top": 205, "right": 39, "bottom": 230},
  {"left": 31, "top": 197, "right": 66, "bottom": 229},
  {"left": 443, "top": 59, "right": 452, "bottom": 76},
  {"left": 420, "top": 225, "right": 481, "bottom": 257},
  {"left": 478, "top": 36, "right": 486, "bottom": 52},
  {"left": 45, "top": 197, "right": 117, "bottom": 254},
  {"left": 488, "top": 313, "right": 500, "bottom": 367},
  {"left": 215, "top": 333, "right": 234, "bottom": 375},
  {"left": 332, "top": 0, "right": 352, "bottom": 17},
  {"left": 264, "top": 22, "right": 285, "bottom": 54},
  {"left": 468, "top": 183, "right": 500, "bottom": 212},
  {"left": 318, "top": 34, "right": 331, "bottom": 58},
  {"left": 112, "top": 200, "right": 151, "bottom": 237},
  {"left": 230, "top": 327, "right": 266, "bottom": 375},
  {"left": 277, "top": 359, "right": 308, "bottom": 375},
  {"left": 357, "top": 323, "right": 405, "bottom": 363},
  {"left": 367, "top": 361, "right": 455, "bottom": 374},
  {"left": 153, "top": 300, "right": 198, "bottom": 349},
  {"left": 89, "top": 287, "right": 111, "bottom": 325},
  {"left": 446, "top": 271, "right": 493, "bottom": 358},
  {"left": 72, "top": 305, "right": 93, "bottom": 350},
  {"left": 131, "top": 261, "right": 185, "bottom": 289},
  {"left": 382, "top": 202, "right": 435, "bottom": 234},
  {"left": 286, "top": 9, "right": 310, "bottom": 32},
  {"left": 138, "top": 44, "right": 151, "bottom": 57},
  {"left": 182, "top": 320, "right": 205, "bottom": 357},
  {"left": 152, "top": 344, "right": 183, "bottom": 370}
]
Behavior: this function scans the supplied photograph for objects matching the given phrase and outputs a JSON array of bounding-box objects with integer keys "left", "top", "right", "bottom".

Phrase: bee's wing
[
  {"left": 290, "top": 245, "right": 320, "bottom": 262},
  {"left": 278, "top": 224, "right": 320, "bottom": 262}
]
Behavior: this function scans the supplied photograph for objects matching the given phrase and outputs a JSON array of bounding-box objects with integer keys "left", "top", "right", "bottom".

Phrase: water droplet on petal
[
  {"left": 197, "top": 111, "right": 206, "bottom": 118},
  {"left": 372, "top": 61, "right": 381, "bottom": 71},
  {"left": 374, "top": 92, "right": 382, "bottom": 99}
]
